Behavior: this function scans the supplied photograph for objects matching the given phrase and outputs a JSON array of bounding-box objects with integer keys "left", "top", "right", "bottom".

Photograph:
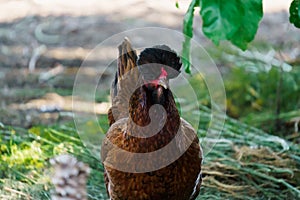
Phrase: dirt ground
[{"left": 0, "top": 0, "right": 299, "bottom": 127}]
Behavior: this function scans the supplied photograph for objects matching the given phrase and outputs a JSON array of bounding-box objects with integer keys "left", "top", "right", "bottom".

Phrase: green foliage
[
  {"left": 226, "top": 67, "right": 299, "bottom": 110},
  {"left": 290, "top": 0, "right": 300, "bottom": 28},
  {"left": 182, "top": 0, "right": 300, "bottom": 73},
  {"left": 182, "top": 0, "right": 200, "bottom": 73},
  {"left": 1, "top": 106, "right": 300, "bottom": 199},
  {"left": 223, "top": 57, "right": 300, "bottom": 135},
  {"left": 200, "top": 0, "right": 263, "bottom": 50},
  {"left": 175, "top": 1, "right": 179, "bottom": 9},
  {"left": 182, "top": 0, "right": 263, "bottom": 73},
  {"left": 1, "top": 141, "right": 45, "bottom": 171},
  {"left": 0, "top": 122, "right": 107, "bottom": 200}
]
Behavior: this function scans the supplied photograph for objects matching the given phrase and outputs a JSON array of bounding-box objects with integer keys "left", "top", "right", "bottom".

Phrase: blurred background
[
  {"left": 0, "top": 0, "right": 298, "bottom": 128},
  {"left": 0, "top": 0, "right": 299, "bottom": 199}
]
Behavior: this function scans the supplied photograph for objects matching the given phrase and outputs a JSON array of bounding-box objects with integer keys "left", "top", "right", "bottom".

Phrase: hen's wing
[
  {"left": 108, "top": 38, "right": 138, "bottom": 126},
  {"left": 176, "top": 118, "right": 203, "bottom": 200}
]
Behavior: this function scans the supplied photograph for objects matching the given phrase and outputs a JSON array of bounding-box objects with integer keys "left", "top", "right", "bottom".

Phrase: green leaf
[
  {"left": 183, "top": 0, "right": 199, "bottom": 38},
  {"left": 289, "top": 0, "right": 300, "bottom": 28},
  {"left": 175, "top": 1, "right": 179, "bottom": 9},
  {"left": 182, "top": 38, "right": 192, "bottom": 74},
  {"left": 200, "top": 0, "right": 263, "bottom": 50},
  {"left": 182, "top": 0, "right": 200, "bottom": 74}
]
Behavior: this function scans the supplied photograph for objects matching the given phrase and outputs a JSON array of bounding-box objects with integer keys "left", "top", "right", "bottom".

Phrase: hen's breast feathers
[{"left": 102, "top": 118, "right": 202, "bottom": 200}]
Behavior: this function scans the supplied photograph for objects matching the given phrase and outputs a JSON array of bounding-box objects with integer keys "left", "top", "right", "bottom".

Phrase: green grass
[
  {"left": 0, "top": 103, "right": 299, "bottom": 199},
  {"left": 0, "top": 123, "right": 107, "bottom": 200}
]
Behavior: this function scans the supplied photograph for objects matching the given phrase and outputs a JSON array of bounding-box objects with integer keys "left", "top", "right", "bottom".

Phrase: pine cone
[{"left": 50, "top": 155, "right": 90, "bottom": 200}]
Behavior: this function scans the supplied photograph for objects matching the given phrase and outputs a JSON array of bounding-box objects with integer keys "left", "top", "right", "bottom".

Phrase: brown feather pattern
[{"left": 102, "top": 39, "right": 202, "bottom": 200}]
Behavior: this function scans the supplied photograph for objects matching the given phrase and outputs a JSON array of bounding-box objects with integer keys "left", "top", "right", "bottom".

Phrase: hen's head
[{"left": 137, "top": 45, "right": 181, "bottom": 104}]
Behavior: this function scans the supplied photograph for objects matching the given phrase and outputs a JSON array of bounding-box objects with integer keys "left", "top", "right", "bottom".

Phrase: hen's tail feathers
[
  {"left": 117, "top": 38, "right": 138, "bottom": 83},
  {"left": 108, "top": 38, "right": 138, "bottom": 126},
  {"left": 50, "top": 154, "right": 90, "bottom": 200}
]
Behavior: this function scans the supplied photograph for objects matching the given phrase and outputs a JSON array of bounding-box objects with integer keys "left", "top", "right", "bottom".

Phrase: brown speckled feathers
[{"left": 102, "top": 39, "right": 202, "bottom": 200}]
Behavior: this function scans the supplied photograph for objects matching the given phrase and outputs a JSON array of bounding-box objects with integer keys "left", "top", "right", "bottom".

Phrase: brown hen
[{"left": 102, "top": 38, "right": 202, "bottom": 200}]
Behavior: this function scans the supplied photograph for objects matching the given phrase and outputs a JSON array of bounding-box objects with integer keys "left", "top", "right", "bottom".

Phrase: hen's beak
[{"left": 157, "top": 77, "right": 168, "bottom": 89}]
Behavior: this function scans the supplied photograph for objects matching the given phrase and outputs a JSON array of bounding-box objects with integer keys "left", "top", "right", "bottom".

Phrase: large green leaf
[
  {"left": 289, "top": 0, "right": 300, "bottom": 28},
  {"left": 200, "top": 0, "right": 263, "bottom": 50}
]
